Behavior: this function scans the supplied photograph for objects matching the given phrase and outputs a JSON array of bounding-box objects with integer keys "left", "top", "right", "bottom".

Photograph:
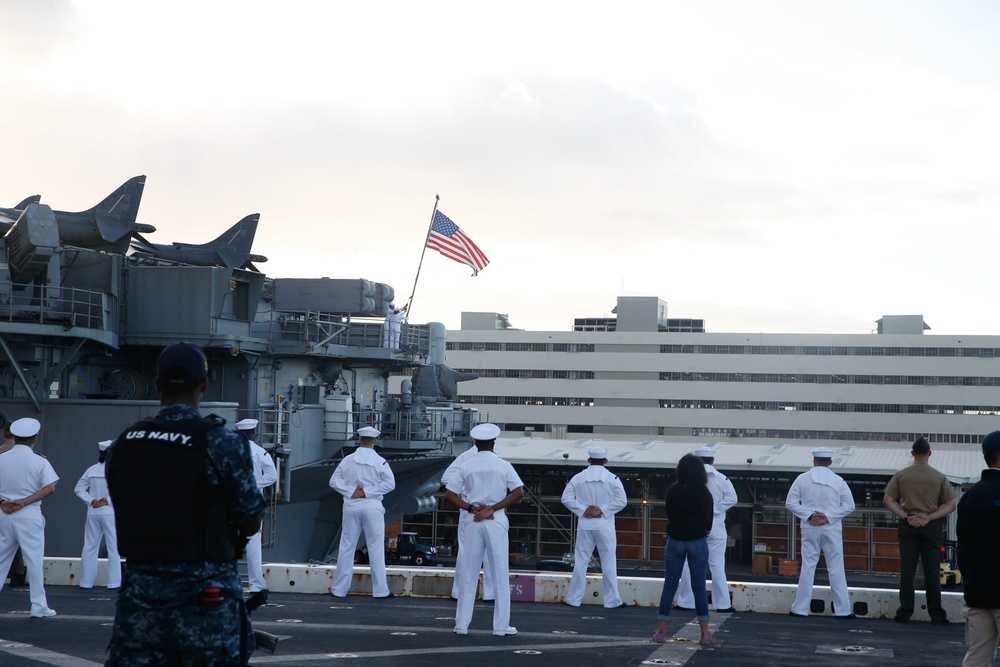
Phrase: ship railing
[
  {"left": 0, "top": 280, "right": 116, "bottom": 332},
  {"left": 267, "top": 310, "right": 431, "bottom": 356}
]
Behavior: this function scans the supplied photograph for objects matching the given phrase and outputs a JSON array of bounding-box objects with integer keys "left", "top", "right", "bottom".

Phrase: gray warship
[{"left": 0, "top": 175, "right": 479, "bottom": 564}]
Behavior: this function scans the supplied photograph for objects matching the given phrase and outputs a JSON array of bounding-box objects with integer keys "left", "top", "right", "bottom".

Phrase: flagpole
[{"left": 405, "top": 194, "right": 440, "bottom": 318}]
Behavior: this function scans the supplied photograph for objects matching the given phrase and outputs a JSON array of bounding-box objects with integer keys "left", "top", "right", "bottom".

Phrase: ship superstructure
[{"left": 0, "top": 177, "right": 479, "bottom": 562}]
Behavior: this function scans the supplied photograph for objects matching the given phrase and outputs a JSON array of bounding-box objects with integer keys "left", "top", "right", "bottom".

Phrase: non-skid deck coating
[{"left": 0, "top": 586, "right": 967, "bottom": 667}]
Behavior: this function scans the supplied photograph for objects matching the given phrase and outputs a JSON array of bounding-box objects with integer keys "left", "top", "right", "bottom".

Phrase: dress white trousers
[
  {"left": 677, "top": 530, "right": 730, "bottom": 609},
  {"left": 0, "top": 506, "right": 51, "bottom": 614},
  {"left": 246, "top": 528, "right": 266, "bottom": 592},
  {"left": 791, "top": 524, "right": 851, "bottom": 616},
  {"left": 455, "top": 515, "right": 511, "bottom": 633},
  {"left": 80, "top": 512, "right": 121, "bottom": 588},
  {"left": 451, "top": 513, "right": 495, "bottom": 599},
  {"left": 332, "top": 508, "right": 389, "bottom": 597},
  {"left": 566, "top": 529, "right": 622, "bottom": 608}
]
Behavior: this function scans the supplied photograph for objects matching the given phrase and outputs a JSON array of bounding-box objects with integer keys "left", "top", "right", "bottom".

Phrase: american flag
[{"left": 426, "top": 210, "right": 490, "bottom": 276}]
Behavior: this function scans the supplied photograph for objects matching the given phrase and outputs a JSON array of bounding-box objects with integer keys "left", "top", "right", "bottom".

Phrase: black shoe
[
  {"left": 674, "top": 605, "right": 695, "bottom": 612},
  {"left": 893, "top": 615, "right": 911, "bottom": 624},
  {"left": 377, "top": 592, "right": 395, "bottom": 599},
  {"left": 716, "top": 607, "right": 736, "bottom": 613},
  {"left": 481, "top": 598, "right": 495, "bottom": 604},
  {"left": 930, "top": 617, "right": 949, "bottom": 626},
  {"left": 835, "top": 613, "right": 857, "bottom": 619},
  {"left": 788, "top": 611, "right": 808, "bottom": 618}
]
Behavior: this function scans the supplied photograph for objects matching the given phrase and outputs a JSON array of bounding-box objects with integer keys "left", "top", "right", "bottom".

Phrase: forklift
[{"left": 940, "top": 539, "right": 962, "bottom": 590}]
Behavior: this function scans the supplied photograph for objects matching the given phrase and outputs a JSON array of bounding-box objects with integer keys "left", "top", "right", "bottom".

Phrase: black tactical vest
[{"left": 107, "top": 415, "right": 236, "bottom": 564}]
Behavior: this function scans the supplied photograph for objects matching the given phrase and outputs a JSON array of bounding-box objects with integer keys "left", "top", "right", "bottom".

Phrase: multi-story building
[{"left": 444, "top": 296, "right": 999, "bottom": 449}]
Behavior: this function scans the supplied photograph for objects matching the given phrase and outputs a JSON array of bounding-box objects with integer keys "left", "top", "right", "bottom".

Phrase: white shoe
[
  {"left": 454, "top": 627, "right": 468, "bottom": 635},
  {"left": 493, "top": 626, "right": 517, "bottom": 636},
  {"left": 31, "top": 608, "right": 56, "bottom": 618}
]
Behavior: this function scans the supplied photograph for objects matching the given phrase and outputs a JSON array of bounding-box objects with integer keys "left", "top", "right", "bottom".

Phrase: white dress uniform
[
  {"left": 329, "top": 439, "right": 396, "bottom": 597},
  {"left": 677, "top": 459, "right": 738, "bottom": 610},
  {"left": 446, "top": 448, "right": 524, "bottom": 635},
  {"left": 381, "top": 304, "right": 405, "bottom": 350},
  {"left": 0, "top": 433, "right": 59, "bottom": 616},
  {"left": 442, "top": 445, "right": 496, "bottom": 600},
  {"left": 561, "top": 450, "right": 628, "bottom": 608},
  {"left": 73, "top": 442, "right": 121, "bottom": 589},
  {"left": 785, "top": 450, "right": 856, "bottom": 617},
  {"left": 245, "top": 439, "right": 278, "bottom": 592}
]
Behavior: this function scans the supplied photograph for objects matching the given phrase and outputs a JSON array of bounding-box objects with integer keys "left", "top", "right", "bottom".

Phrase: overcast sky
[{"left": 2, "top": 1, "right": 998, "bottom": 335}]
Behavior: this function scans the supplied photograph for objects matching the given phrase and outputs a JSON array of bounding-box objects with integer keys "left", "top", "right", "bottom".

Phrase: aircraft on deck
[
  {"left": 130, "top": 213, "right": 268, "bottom": 270},
  {"left": 0, "top": 175, "right": 155, "bottom": 253}
]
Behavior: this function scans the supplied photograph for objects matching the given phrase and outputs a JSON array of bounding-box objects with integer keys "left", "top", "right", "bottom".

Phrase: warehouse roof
[{"left": 494, "top": 437, "right": 985, "bottom": 485}]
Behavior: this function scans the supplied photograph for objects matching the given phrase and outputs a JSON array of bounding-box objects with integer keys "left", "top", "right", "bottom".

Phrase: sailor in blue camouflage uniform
[{"left": 105, "top": 342, "right": 266, "bottom": 667}]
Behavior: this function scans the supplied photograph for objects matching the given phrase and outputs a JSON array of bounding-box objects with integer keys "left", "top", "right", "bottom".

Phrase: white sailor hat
[
  {"left": 811, "top": 446, "right": 835, "bottom": 458},
  {"left": 357, "top": 426, "right": 381, "bottom": 438},
  {"left": 693, "top": 446, "right": 716, "bottom": 458},
  {"left": 9, "top": 417, "right": 40, "bottom": 438},
  {"left": 470, "top": 423, "right": 501, "bottom": 441},
  {"left": 235, "top": 418, "right": 259, "bottom": 431},
  {"left": 588, "top": 446, "right": 608, "bottom": 459},
  {"left": 98, "top": 440, "right": 113, "bottom": 451}
]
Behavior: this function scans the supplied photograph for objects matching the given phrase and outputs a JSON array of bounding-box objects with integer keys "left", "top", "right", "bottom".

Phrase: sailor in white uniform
[
  {"left": 561, "top": 445, "right": 628, "bottom": 608},
  {"left": 441, "top": 444, "right": 496, "bottom": 602},
  {"left": 330, "top": 426, "right": 396, "bottom": 598},
  {"left": 677, "top": 445, "right": 738, "bottom": 611},
  {"left": 0, "top": 417, "right": 59, "bottom": 617},
  {"left": 74, "top": 439, "right": 121, "bottom": 589},
  {"left": 445, "top": 423, "right": 524, "bottom": 636},
  {"left": 785, "top": 446, "right": 856, "bottom": 617},
  {"left": 381, "top": 302, "right": 407, "bottom": 350},
  {"left": 235, "top": 418, "right": 278, "bottom": 592}
]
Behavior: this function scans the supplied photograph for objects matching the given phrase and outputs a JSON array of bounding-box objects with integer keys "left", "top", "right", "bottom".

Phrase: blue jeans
[{"left": 658, "top": 536, "right": 710, "bottom": 621}]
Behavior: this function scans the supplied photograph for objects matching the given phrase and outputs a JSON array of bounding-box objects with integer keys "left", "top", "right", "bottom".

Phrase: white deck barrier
[{"left": 38, "top": 557, "right": 965, "bottom": 622}]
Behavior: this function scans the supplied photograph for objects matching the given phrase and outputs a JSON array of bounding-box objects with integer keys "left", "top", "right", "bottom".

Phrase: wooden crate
[{"left": 778, "top": 558, "right": 799, "bottom": 577}]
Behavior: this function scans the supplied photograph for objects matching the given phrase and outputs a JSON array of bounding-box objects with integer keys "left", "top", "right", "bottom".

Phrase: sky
[{"left": 1, "top": 0, "right": 999, "bottom": 336}]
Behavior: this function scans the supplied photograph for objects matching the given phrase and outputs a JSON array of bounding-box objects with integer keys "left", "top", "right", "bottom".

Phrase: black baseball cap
[
  {"left": 983, "top": 431, "right": 1000, "bottom": 458},
  {"left": 157, "top": 342, "right": 208, "bottom": 386}
]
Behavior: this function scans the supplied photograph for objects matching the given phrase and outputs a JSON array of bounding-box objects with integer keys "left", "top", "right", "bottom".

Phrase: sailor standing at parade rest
[
  {"left": 677, "top": 445, "right": 738, "bottom": 612},
  {"left": 329, "top": 425, "right": 396, "bottom": 598},
  {"left": 441, "top": 443, "right": 498, "bottom": 602},
  {"left": 785, "top": 446, "right": 856, "bottom": 618},
  {"left": 235, "top": 418, "right": 278, "bottom": 593},
  {"left": 445, "top": 422, "right": 524, "bottom": 636},
  {"left": 0, "top": 417, "right": 59, "bottom": 617},
  {"left": 74, "top": 439, "right": 122, "bottom": 589},
  {"left": 561, "top": 445, "right": 628, "bottom": 608}
]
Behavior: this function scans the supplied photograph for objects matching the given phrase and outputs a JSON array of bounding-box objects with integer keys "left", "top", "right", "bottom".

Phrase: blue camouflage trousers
[{"left": 105, "top": 565, "right": 252, "bottom": 666}]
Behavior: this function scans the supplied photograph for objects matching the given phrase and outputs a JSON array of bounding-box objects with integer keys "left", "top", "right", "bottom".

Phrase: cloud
[{"left": 0, "top": 0, "right": 79, "bottom": 66}]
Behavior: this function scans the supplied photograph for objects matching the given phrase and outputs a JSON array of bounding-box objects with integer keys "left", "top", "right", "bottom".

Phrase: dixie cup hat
[
  {"left": 357, "top": 426, "right": 381, "bottom": 438},
  {"left": 811, "top": 446, "right": 836, "bottom": 458},
  {"left": 235, "top": 418, "right": 259, "bottom": 431},
  {"left": 588, "top": 446, "right": 608, "bottom": 459}
]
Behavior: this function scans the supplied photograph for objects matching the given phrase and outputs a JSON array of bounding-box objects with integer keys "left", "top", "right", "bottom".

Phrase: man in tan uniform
[{"left": 883, "top": 437, "right": 956, "bottom": 624}]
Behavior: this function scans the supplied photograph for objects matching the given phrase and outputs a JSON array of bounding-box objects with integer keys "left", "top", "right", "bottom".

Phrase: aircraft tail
[
  {"left": 68, "top": 175, "right": 146, "bottom": 244},
  {"left": 213, "top": 214, "right": 261, "bottom": 268}
]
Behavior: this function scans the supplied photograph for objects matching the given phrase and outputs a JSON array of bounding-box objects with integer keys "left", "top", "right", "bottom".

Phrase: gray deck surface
[{"left": 0, "top": 584, "right": 967, "bottom": 666}]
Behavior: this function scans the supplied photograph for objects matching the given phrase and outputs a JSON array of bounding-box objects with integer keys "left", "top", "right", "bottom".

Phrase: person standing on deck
[{"left": 785, "top": 447, "right": 855, "bottom": 618}]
